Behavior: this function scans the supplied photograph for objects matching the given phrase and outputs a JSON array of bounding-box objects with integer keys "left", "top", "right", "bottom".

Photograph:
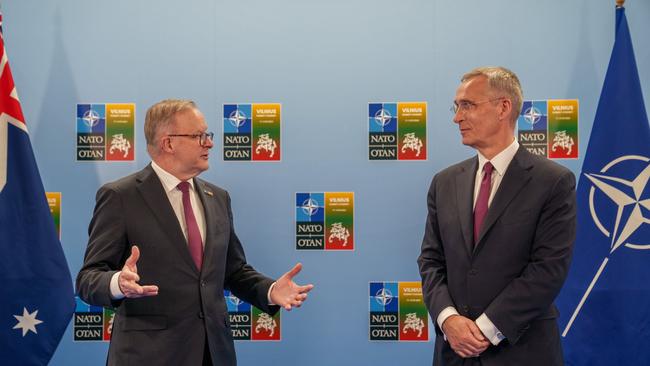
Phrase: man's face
[
  {"left": 168, "top": 108, "right": 213, "bottom": 178},
  {"left": 452, "top": 76, "right": 506, "bottom": 151}
]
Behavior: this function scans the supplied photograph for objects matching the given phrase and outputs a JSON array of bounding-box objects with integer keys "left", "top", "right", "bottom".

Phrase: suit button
[
  {"left": 198, "top": 311, "right": 204, "bottom": 319},
  {"left": 469, "top": 269, "right": 477, "bottom": 276},
  {"left": 462, "top": 305, "right": 469, "bottom": 313},
  {"left": 201, "top": 281, "right": 206, "bottom": 287}
]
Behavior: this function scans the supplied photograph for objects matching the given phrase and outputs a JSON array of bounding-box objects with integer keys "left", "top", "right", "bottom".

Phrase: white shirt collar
[
  {"left": 150, "top": 160, "right": 195, "bottom": 193},
  {"left": 477, "top": 138, "right": 520, "bottom": 177}
]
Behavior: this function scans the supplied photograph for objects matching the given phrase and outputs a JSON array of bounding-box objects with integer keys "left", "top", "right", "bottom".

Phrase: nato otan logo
[
  {"left": 223, "top": 103, "right": 281, "bottom": 161},
  {"left": 563, "top": 155, "right": 650, "bottom": 336},
  {"left": 73, "top": 296, "right": 114, "bottom": 342},
  {"left": 369, "top": 282, "right": 429, "bottom": 341},
  {"left": 76, "top": 103, "right": 135, "bottom": 161},
  {"left": 517, "top": 100, "right": 578, "bottom": 159},
  {"left": 224, "top": 290, "right": 281, "bottom": 341},
  {"left": 368, "top": 102, "right": 427, "bottom": 160},
  {"left": 296, "top": 192, "right": 354, "bottom": 250}
]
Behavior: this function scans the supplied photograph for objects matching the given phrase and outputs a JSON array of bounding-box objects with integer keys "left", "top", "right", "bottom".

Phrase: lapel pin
[{"left": 204, "top": 190, "right": 213, "bottom": 197}]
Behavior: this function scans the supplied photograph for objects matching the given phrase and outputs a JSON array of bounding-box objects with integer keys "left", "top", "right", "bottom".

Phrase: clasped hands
[
  {"left": 442, "top": 315, "right": 490, "bottom": 358},
  {"left": 118, "top": 246, "right": 314, "bottom": 310}
]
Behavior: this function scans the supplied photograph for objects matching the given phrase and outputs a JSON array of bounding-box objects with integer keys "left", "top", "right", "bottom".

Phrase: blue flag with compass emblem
[{"left": 556, "top": 6, "right": 650, "bottom": 365}]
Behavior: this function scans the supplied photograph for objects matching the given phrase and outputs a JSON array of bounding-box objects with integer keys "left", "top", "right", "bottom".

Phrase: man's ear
[
  {"left": 161, "top": 136, "right": 174, "bottom": 153},
  {"left": 498, "top": 98, "right": 513, "bottom": 122}
]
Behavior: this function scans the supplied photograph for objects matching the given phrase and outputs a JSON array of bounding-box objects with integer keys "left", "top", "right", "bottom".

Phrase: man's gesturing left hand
[{"left": 270, "top": 263, "right": 314, "bottom": 311}]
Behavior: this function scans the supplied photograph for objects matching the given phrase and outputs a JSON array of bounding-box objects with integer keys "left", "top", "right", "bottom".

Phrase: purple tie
[
  {"left": 473, "top": 162, "right": 494, "bottom": 245},
  {"left": 177, "top": 181, "right": 203, "bottom": 270}
]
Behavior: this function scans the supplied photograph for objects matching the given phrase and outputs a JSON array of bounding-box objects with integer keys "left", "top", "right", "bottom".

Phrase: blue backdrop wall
[{"left": 3, "top": 0, "right": 649, "bottom": 365}]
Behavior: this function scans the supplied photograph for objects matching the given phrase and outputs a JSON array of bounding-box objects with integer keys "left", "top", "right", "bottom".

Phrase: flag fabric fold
[
  {"left": 0, "top": 15, "right": 75, "bottom": 366},
  {"left": 557, "top": 6, "right": 650, "bottom": 366}
]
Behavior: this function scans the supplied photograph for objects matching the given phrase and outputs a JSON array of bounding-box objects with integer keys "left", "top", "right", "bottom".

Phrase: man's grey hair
[
  {"left": 462, "top": 66, "right": 523, "bottom": 122},
  {"left": 144, "top": 99, "right": 197, "bottom": 154}
]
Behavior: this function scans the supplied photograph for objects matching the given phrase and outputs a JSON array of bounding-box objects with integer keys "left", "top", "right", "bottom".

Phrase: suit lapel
[
  {"left": 136, "top": 165, "right": 199, "bottom": 275},
  {"left": 455, "top": 157, "right": 477, "bottom": 256},
  {"left": 475, "top": 147, "right": 533, "bottom": 250}
]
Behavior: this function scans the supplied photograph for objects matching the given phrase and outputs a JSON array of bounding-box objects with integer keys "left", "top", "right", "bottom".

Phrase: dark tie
[
  {"left": 473, "top": 162, "right": 494, "bottom": 244},
  {"left": 177, "top": 181, "right": 203, "bottom": 270}
]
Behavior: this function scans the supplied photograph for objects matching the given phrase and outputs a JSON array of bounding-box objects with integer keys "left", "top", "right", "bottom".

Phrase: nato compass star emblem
[
  {"left": 563, "top": 154, "right": 650, "bottom": 337},
  {"left": 227, "top": 293, "right": 243, "bottom": 307},
  {"left": 13, "top": 307, "right": 44, "bottom": 337},
  {"left": 523, "top": 106, "right": 542, "bottom": 126},
  {"left": 375, "top": 288, "right": 394, "bottom": 307},
  {"left": 301, "top": 198, "right": 320, "bottom": 216},
  {"left": 82, "top": 109, "right": 100, "bottom": 131},
  {"left": 585, "top": 155, "right": 650, "bottom": 251},
  {"left": 374, "top": 109, "right": 392, "bottom": 129},
  {"left": 228, "top": 109, "right": 247, "bottom": 130}
]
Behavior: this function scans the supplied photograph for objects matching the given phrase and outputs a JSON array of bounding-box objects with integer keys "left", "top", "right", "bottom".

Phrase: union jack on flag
[
  {"left": 0, "top": 13, "right": 25, "bottom": 191},
  {"left": 0, "top": 12, "right": 75, "bottom": 365}
]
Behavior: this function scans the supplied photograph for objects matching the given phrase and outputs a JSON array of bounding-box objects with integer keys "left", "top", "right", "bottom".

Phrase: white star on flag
[{"left": 13, "top": 307, "right": 44, "bottom": 337}]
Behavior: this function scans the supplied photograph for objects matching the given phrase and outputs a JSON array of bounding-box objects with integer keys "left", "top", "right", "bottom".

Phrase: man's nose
[{"left": 453, "top": 110, "right": 463, "bottom": 124}]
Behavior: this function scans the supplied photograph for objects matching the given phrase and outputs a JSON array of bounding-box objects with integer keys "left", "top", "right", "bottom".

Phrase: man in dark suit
[
  {"left": 418, "top": 67, "right": 576, "bottom": 366},
  {"left": 77, "top": 99, "right": 313, "bottom": 366}
]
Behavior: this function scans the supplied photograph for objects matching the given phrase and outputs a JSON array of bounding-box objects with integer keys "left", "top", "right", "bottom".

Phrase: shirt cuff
[
  {"left": 267, "top": 282, "right": 276, "bottom": 305},
  {"left": 110, "top": 271, "right": 125, "bottom": 300},
  {"left": 475, "top": 313, "right": 505, "bottom": 346},
  {"left": 436, "top": 306, "right": 459, "bottom": 340}
]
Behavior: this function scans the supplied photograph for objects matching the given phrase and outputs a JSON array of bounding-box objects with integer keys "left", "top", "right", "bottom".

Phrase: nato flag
[{"left": 557, "top": 6, "right": 650, "bottom": 366}]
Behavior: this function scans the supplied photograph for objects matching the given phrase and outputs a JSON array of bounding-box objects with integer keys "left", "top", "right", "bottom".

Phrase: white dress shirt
[
  {"left": 437, "top": 138, "right": 520, "bottom": 346},
  {"left": 150, "top": 161, "right": 207, "bottom": 245}
]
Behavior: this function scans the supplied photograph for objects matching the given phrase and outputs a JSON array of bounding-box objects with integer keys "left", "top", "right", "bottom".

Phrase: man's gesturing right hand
[{"left": 118, "top": 245, "right": 159, "bottom": 298}]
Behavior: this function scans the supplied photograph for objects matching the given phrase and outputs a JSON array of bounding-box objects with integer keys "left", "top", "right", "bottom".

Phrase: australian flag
[
  {"left": 557, "top": 6, "right": 650, "bottom": 366},
  {"left": 0, "top": 14, "right": 75, "bottom": 365}
]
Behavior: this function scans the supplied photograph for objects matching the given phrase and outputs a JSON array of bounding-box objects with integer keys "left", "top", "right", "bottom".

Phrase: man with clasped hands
[{"left": 418, "top": 67, "right": 576, "bottom": 365}]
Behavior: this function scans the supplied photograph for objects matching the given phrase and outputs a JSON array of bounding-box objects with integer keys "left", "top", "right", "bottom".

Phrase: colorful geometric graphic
[
  {"left": 548, "top": 100, "right": 579, "bottom": 159},
  {"left": 105, "top": 104, "right": 135, "bottom": 161},
  {"left": 76, "top": 103, "right": 135, "bottom": 161},
  {"left": 369, "top": 281, "right": 428, "bottom": 341},
  {"left": 73, "top": 296, "right": 114, "bottom": 342},
  {"left": 397, "top": 282, "right": 429, "bottom": 341},
  {"left": 295, "top": 192, "right": 354, "bottom": 250},
  {"left": 223, "top": 103, "right": 281, "bottom": 161},
  {"left": 517, "top": 99, "right": 578, "bottom": 159},
  {"left": 46, "top": 192, "right": 61, "bottom": 239},
  {"left": 224, "top": 290, "right": 281, "bottom": 341},
  {"left": 369, "top": 102, "right": 427, "bottom": 160}
]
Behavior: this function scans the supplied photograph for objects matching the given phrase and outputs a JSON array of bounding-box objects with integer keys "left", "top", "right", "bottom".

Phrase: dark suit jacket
[
  {"left": 77, "top": 164, "right": 278, "bottom": 366},
  {"left": 418, "top": 147, "right": 576, "bottom": 366}
]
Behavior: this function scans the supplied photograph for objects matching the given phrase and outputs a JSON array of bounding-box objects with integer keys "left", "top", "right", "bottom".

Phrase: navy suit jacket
[
  {"left": 77, "top": 164, "right": 278, "bottom": 365},
  {"left": 418, "top": 147, "right": 576, "bottom": 366}
]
